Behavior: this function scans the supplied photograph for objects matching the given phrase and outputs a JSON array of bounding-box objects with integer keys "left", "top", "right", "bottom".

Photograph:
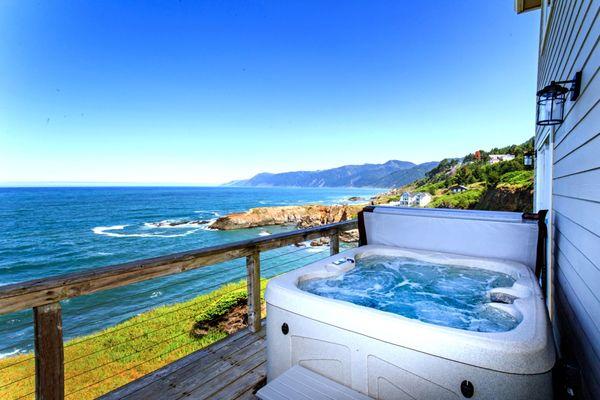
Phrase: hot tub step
[{"left": 256, "top": 365, "right": 372, "bottom": 400}]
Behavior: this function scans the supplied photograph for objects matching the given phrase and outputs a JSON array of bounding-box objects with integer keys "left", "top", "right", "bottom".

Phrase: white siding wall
[{"left": 536, "top": 1, "right": 600, "bottom": 398}]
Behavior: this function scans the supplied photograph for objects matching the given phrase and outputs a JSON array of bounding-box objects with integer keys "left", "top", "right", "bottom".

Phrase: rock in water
[{"left": 208, "top": 204, "right": 363, "bottom": 231}]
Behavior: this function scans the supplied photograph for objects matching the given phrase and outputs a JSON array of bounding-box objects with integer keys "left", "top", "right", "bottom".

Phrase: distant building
[
  {"left": 489, "top": 154, "right": 515, "bottom": 164},
  {"left": 413, "top": 192, "right": 432, "bottom": 207},
  {"left": 398, "top": 192, "right": 431, "bottom": 207},
  {"left": 399, "top": 192, "right": 413, "bottom": 206},
  {"left": 449, "top": 185, "right": 468, "bottom": 193}
]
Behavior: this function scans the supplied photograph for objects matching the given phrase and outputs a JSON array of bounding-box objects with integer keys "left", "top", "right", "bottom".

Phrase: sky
[{"left": 0, "top": 1, "right": 540, "bottom": 185}]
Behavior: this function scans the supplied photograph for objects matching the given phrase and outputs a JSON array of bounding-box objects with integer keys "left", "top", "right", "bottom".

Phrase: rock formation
[{"left": 209, "top": 204, "right": 363, "bottom": 231}]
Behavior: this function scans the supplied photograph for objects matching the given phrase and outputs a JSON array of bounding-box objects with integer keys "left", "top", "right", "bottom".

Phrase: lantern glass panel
[{"left": 536, "top": 93, "right": 565, "bottom": 125}]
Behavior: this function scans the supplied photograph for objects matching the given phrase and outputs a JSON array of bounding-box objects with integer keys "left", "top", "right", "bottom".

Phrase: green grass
[
  {"left": 414, "top": 181, "right": 446, "bottom": 195},
  {"left": 0, "top": 279, "right": 267, "bottom": 400},
  {"left": 429, "top": 186, "right": 485, "bottom": 209},
  {"left": 497, "top": 170, "right": 534, "bottom": 190}
]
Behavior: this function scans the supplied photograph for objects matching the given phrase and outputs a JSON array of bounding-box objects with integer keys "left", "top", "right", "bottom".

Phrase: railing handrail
[{"left": 0, "top": 219, "right": 357, "bottom": 315}]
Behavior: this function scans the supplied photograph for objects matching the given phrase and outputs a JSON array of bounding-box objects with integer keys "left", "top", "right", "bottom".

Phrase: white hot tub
[{"left": 265, "top": 208, "right": 555, "bottom": 399}]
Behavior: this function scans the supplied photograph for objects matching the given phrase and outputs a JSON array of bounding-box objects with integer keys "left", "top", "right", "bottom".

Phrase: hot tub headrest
[{"left": 359, "top": 206, "right": 539, "bottom": 270}]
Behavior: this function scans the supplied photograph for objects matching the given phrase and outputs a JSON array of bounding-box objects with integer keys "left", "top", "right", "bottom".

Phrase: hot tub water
[{"left": 298, "top": 254, "right": 519, "bottom": 332}]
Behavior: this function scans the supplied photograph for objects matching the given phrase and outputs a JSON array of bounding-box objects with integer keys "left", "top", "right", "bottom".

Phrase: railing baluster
[
  {"left": 330, "top": 232, "right": 340, "bottom": 256},
  {"left": 245, "top": 250, "right": 261, "bottom": 333},
  {"left": 33, "top": 302, "right": 64, "bottom": 400}
]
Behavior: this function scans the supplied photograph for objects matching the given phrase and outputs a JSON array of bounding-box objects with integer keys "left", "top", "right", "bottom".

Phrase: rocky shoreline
[
  {"left": 209, "top": 204, "right": 365, "bottom": 230},
  {"left": 205, "top": 188, "right": 408, "bottom": 243},
  {"left": 208, "top": 203, "right": 369, "bottom": 242}
]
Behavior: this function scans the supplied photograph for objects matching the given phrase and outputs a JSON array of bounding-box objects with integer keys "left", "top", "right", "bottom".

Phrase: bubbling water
[{"left": 298, "top": 254, "right": 519, "bottom": 333}]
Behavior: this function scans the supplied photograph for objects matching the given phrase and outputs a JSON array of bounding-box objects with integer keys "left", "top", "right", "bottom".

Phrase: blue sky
[{"left": 0, "top": 1, "right": 539, "bottom": 185}]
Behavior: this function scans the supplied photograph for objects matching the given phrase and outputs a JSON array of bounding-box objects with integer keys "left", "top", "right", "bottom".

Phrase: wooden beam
[
  {"left": 329, "top": 232, "right": 340, "bottom": 256},
  {"left": 245, "top": 250, "right": 261, "bottom": 333},
  {"left": 0, "top": 220, "right": 357, "bottom": 315},
  {"left": 34, "top": 302, "right": 64, "bottom": 400}
]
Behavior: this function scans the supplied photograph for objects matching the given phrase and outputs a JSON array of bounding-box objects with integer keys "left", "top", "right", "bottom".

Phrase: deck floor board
[{"left": 101, "top": 326, "right": 265, "bottom": 400}]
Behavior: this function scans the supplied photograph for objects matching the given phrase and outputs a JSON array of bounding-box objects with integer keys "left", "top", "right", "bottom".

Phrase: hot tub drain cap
[{"left": 461, "top": 380, "right": 474, "bottom": 398}]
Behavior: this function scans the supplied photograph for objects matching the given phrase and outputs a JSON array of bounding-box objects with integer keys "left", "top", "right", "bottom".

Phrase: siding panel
[
  {"left": 541, "top": 0, "right": 582, "bottom": 84},
  {"left": 555, "top": 230, "right": 600, "bottom": 299},
  {"left": 555, "top": 251, "right": 600, "bottom": 337},
  {"left": 553, "top": 132, "right": 600, "bottom": 178},
  {"left": 538, "top": 1, "right": 600, "bottom": 398},
  {"left": 543, "top": 0, "right": 598, "bottom": 86},
  {"left": 554, "top": 210, "right": 600, "bottom": 268},
  {"left": 555, "top": 289, "right": 600, "bottom": 396},
  {"left": 540, "top": 0, "right": 572, "bottom": 81},
  {"left": 551, "top": 0, "right": 592, "bottom": 82},
  {"left": 554, "top": 195, "right": 600, "bottom": 237},
  {"left": 554, "top": 168, "right": 600, "bottom": 203},
  {"left": 554, "top": 69, "right": 600, "bottom": 158},
  {"left": 556, "top": 3, "right": 600, "bottom": 87},
  {"left": 553, "top": 8, "right": 600, "bottom": 142}
]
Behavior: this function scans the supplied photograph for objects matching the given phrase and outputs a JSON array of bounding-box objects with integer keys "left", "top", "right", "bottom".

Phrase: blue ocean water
[
  {"left": 299, "top": 254, "right": 519, "bottom": 332},
  {"left": 0, "top": 186, "right": 381, "bottom": 356}
]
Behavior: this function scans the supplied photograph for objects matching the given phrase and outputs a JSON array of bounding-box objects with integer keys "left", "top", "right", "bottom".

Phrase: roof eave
[{"left": 515, "top": 0, "right": 541, "bottom": 14}]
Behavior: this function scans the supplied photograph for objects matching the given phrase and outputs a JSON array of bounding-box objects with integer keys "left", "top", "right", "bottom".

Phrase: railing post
[
  {"left": 33, "top": 302, "right": 64, "bottom": 400},
  {"left": 246, "top": 250, "right": 261, "bottom": 333},
  {"left": 330, "top": 232, "right": 340, "bottom": 256}
]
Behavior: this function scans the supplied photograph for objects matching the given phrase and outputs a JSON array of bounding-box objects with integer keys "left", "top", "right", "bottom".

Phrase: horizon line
[{"left": 0, "top": 182, "right": 391, "bottom": 189}]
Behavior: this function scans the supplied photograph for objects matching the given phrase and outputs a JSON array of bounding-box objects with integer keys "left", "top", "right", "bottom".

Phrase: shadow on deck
[{"left": 100, "top": 326, "right": 267, "bottom": 400}]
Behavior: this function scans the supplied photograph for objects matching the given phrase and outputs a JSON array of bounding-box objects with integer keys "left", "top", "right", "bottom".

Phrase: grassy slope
[
  {"left": 429, "top": 183, "right": 486, "bottom": 209},
  {"left": 426, "top": 170, "right": 534, "bottom": 210},
  {"left": 0, "top": 280, "right": 267, "bottom": 400}
]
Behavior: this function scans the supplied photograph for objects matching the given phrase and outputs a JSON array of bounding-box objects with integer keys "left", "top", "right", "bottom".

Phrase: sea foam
[{"left": 92, "top": 225, "right": 200, "bottom": 238}]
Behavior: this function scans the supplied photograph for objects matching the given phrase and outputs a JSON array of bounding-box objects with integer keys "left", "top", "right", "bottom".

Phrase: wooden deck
[{"left": 101, "top": 327, "right": 266, "bottom": 400}]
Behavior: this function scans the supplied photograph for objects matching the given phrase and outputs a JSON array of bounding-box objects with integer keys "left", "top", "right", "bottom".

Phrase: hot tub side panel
[
  {"left": 363, "top": 207, "right": 538, "bottom": 270},
  {"left": 266, "top": 304, "right": 553, "bottom": 400}
]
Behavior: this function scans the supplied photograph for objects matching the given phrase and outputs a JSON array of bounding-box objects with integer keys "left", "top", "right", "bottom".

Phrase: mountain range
[{"left": 226, "top": 160, "right": 439, "bottom": 188}]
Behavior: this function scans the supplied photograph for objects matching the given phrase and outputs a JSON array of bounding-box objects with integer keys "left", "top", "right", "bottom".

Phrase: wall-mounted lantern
[
  {"left": 524, "top": 151, "right": 533, "bottom": 169},
  {"left": 536, "top": 71, "right": 582, "bottom": 126}
]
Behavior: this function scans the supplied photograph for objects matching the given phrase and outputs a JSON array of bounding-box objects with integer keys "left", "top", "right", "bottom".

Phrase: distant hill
[{"left": 226, "top": 160, "right": 439, "bottom": 188}]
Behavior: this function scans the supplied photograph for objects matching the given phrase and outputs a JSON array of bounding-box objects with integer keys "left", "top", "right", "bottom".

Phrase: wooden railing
[{"left": 0, "top": 219, "right": 358, "bottom": 400}]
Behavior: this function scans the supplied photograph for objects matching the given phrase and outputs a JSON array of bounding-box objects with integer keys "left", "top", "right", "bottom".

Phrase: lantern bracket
[{"left": 551, "top": 71, "right": 582, "bottom": 101}]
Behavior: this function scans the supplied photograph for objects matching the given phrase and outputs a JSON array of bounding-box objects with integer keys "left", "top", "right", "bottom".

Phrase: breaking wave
[
  {"left": 0, "top": 349, "right": 21, "bottom": 359},
  {"left": 92, "top": 225, "right": 200, "bottom": 238}
]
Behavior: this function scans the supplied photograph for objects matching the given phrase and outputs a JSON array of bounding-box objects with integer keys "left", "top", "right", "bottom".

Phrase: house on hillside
[
  {"left": 398, "top": 192, "right": 431, "bottom": 207},
  {"left": 489, "top": 154, "right": 516, "bottom": 164},
  {"left": 399, "top": 192, "right": 413, "bottom": 206},
  {"left": 413, "top": 192, "right": 432, "bottom": 207},
  {"left": 449, "top": 185, "right": 468, "bottom": 193}
]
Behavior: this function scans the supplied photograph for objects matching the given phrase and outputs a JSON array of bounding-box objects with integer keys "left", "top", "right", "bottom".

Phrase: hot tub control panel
[
  {"left": 325, "top": 257, "right": 355, "bottom": 273},
  {"left": 331, "top": 257, "right": 354, "bottom": 265}
]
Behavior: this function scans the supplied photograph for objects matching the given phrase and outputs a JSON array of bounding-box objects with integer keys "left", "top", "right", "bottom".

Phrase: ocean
[{"left": 0, "top": 186, "right": 381, "bottom": 356}]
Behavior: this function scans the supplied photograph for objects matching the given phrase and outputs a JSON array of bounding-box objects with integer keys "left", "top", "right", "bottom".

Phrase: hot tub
[{"left": 265, "top": 208, "right": 555, "bottom": 399}]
